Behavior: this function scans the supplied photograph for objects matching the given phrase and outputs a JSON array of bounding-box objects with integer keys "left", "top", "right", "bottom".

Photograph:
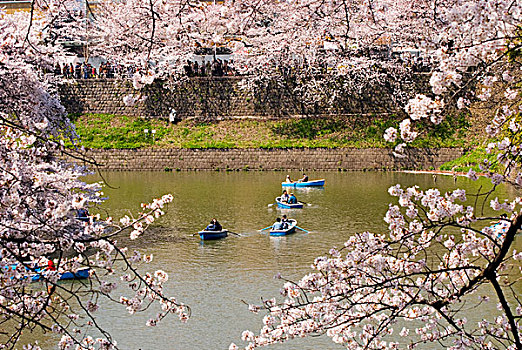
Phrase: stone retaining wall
[
  {"left": 58, "top": 75, "right": 429, "bottom": 120},
  {"left": 68, "top": 148, "right": 465, "bottom": 171}
]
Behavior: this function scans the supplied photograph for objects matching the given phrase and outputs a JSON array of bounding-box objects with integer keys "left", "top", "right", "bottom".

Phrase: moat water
[{"left": 27, "top": 171, "right": 521, "bottom": 349}]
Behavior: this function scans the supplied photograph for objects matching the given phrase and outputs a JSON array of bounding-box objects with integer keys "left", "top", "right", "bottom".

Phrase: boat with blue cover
[
  {"left": 275, "top": 197, "right": 303, "bottom": 209},
  {"left": 282, "top": 179, "right": 325, "bottom": 187},
  {"left": 270, "top": 219, "right": 297, "bottom": 236},
  {"left": 5, "top": 264, "right": 91, "bottom": 282},
  {"left": 198, "top": 229, "right": 228, "bottom": 240},
  {"left": 31, "top": 267, "right": 91, "bottom": 282}
]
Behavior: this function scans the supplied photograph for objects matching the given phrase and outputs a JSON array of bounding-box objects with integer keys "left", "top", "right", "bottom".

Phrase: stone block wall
[
  {"left": 58, "top": 75, "right": 429, "bottom": 120},
  {"left": 66, "top": 148, "right": 465, "bottom": 172}
]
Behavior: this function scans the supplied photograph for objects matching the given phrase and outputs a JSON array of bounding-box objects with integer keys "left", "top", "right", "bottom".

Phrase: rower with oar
[
  {"left": 281, "top": 215, "right": 290, "bottom": 229},
  {"left": 278, "top": 190, "right": 298, "bottom": 204},
  {"left": 194, "top": 218, "right": 242, "bottom": 239},
  {"left": 206, "top": 218, "right": 222, "bottom": 232},
  {"left": 272, "top": 190, "right": 312, "bottom": 208},
  {"left": 260, "top": 216, "right": 309, "bottom": 234},
  {"left": 283, "top": 191, "right": 313, "bottom": 206}
]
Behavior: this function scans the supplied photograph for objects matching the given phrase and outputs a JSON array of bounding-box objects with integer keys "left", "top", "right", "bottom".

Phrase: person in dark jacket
[
  {"left": 77, "top": 208, "right": 90, "bottom": 222},
  {"left": 281, "top": 215, "right": 289, "bottom": 229},
  {"left": 206, "top": 218, "right": 222, "bottom": 231}
]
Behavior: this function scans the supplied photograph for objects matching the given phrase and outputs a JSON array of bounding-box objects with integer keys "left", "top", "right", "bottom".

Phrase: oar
[
  {"left": 260, "top": 226, "right": 272, "bottom": 231},
  {"left": 298, "top": 200, "right": 312, "bottom": 206},
  {"left": 267, "top": 203, "right": 274, "bottom": 207},
  {"left": 228, "top": 231, "right": 242, "bottom": 237},
  {"left": 295, "top": 226, "right": 309, "bottom": 233}
]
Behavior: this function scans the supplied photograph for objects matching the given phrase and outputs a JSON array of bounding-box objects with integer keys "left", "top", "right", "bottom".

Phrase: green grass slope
[{"left": 68, "top": 113, "right": 473, "bottom": 150}]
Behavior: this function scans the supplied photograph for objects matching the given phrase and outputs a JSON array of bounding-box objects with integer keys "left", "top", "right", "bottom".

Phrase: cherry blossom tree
[
  {"left": 90, "top": 0, "right": 434, "bottom": 110},
  {"left": 234, "top": 189, "right": 522, "bottom": 349},
  {"left": 225, "top": 1, "right": 522, "bottom": 349},
  {"left": 0, "top": 9, "right": 188, "bottom": 349},
  {"left": 3, "top": 0, "right": 522, "bottom": 349}
]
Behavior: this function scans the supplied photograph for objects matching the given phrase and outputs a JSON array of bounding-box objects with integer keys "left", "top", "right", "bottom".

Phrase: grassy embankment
[
  {"left": 69, "top": 113, "right": 474, "bottom": 149},
  {"left": 68, "top": 113, "right": 492, "bottom": 171},
  {"left": 439, "top": 148, "right": 499, "bottom": 173}
]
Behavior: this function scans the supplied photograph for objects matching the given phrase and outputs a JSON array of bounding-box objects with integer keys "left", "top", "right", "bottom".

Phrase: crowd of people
[
  {"left": 54, "top": 61, "right": 137, "bottom": 79},
  {"left": 51, "top": 53, "right": 428, "bottom": 81},
  {"left": 183, "top": 59, "right": 236, "bottom": 77},
  {"left": 53, "top": 58, "right": 236, "bottom": 79}
]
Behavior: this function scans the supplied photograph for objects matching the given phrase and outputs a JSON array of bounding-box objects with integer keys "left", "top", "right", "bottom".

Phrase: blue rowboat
[
  {"left": 198, "top": 230, "right": 228, "bottom": 240},
  {"left": 282, "top": 179, "right": 325, "bottom": 187},
  {"left": 31, "top": 267, "right": 91, "bottom": 282},
  {"left": 270, "top": 219, "right": 297, "bottom": 236},
  {"left": 275, "top": 197, "right": 303, "bottom": 209}
]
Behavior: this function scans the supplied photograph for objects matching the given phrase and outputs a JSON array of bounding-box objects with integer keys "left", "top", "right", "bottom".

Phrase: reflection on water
[{"left": 25, "top": 171, "right": 522, "bottom": 349}]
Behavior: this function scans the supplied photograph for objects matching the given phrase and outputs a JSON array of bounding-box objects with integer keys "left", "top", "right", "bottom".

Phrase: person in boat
[
  {"left": 281, "top": 215, "right": 289, "bottom": 229},
  {"left": 287, "top": 193, "right": 298, "bottom": 204},
  {"left": 77, "top": 208, "right": 90, "bottom": 222},
  {"left": 34, "top": 257, "right": 56, "bottom": 271},
  {"left": 285, "top": 175, "right": 293, "bottom": 183},
  {"left": 46, "top": 259, "right": 56, "bottom": 271},
  {"left": 205, "top": 218, "right": 222, "bottom": 231},
  {"left": 298, "top": 174, "right": 309, "bottom": 182},
  {"left": 272, "top": 217, "right": 284, "bottom": 230},
  {"left": 280, "top": 190, "right": 290, "bottom": 203}
]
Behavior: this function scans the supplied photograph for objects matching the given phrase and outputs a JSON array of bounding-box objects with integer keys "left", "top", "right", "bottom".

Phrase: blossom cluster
[
  {"left": 0, "top": 9, "right": 186, "bottom": 349},
  {"left": 235, "top": 184, "right": 522, "bottom": 348}
]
